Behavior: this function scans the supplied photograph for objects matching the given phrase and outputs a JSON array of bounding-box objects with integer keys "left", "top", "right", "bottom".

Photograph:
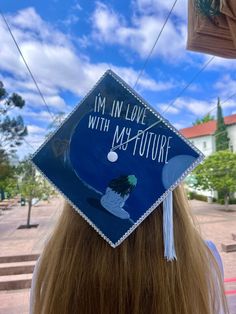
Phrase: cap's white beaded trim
[{"left": 31, "top": 69, "right": 204, "bottom": 248}]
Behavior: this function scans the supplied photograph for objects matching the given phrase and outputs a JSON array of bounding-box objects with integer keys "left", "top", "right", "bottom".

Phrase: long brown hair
[{"left": 33, "top": 186, "right": 229, "bottom": 314}]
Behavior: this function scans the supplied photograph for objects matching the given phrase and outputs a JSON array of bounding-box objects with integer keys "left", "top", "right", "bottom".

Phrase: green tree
[
  {"left": 0, "top": 153, "right": 15, "bottom": 200},
  {"left": 17, "top": 159, "right": 53, "bottom": 227},
  {"left": 0, "top": 81, "right": 28, "bottom": 158},
  {"left": 215, "top": 97, "right": 229, "bottom": 151},
  {"left": 193, "top": 150, "right": 236, "bottom": 209},
  {"left": 0, "top": 151, "right": 11, "bottom": 178},
  {"left": 192, "top": 113, "right": 214, "bottom": 126}
]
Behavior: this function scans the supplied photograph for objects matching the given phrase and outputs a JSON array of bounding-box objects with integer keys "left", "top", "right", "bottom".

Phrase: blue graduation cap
[{"left": 31, "top": 70, "right": 204, "bottom": 259}]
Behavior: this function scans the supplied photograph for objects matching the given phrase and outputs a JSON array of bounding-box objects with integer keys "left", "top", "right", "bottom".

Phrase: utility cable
[
  {"left": 162, "top": 56, "right": 215, "bottom": 116},
  {"left": 112, "top": 56, "right": 215, "bottom": 151},
  {"left": 191, "top": 90, "right": 236, "bottom": 122},
  {"left": 133, "top": 0, "right": 178, "bottom": 89},
  {"left": 0, "top": 10, "right": 55, "bottom": 121}
]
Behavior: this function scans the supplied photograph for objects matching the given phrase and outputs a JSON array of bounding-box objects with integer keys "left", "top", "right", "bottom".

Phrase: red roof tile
[
  {"left": 225, "top": 113, "right": 236, "bottom": 125},
  {"left": 180, "top": 114, "right": 236, "bottom": 139}
]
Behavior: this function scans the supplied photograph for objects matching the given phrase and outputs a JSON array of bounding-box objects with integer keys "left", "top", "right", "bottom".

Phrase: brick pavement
[
  {"left": 191, "top": 200, "right": 236, "bottom": 279},
  {"left": 0, "top": 197, "right": 63, "bottom": 314},
  {"left": 0, "top": 197, "right": 63, "bottom": 257},
  {"left": 0, "top": 198, "right": 235, "bottom": 313},
  {"left": 191, "top": 200, "right": 236, "bottom": 313},
  {"left": 0, "top": 290, "right": 29, "bottom": 314}
]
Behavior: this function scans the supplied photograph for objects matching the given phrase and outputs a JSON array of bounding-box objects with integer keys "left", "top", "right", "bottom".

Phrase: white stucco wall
[
  {"left": 186, "top": 124, "right": 236, "bottom": 198},
  {"left": 188, "top": 124, "right": 236, "bottom": 155},
  {"left": 190, "top": 135, "right": 214, "bottom": 156},
  {"left": 227, "top": 124, "right": 236, "bottom": 152}
]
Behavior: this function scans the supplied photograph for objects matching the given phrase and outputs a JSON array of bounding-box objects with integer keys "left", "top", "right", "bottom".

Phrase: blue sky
[{"left": 1, "top": 0, "right": 236, "bottom": 158}]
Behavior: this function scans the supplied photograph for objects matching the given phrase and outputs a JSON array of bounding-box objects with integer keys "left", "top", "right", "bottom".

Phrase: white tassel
[{"left": 163, "top": 191, "right": 177, "bottom": 261}]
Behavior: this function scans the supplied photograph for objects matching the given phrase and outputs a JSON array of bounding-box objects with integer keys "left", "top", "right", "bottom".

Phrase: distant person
[{"left": 30, "top": 186, "right": 228, "bottom": 314}]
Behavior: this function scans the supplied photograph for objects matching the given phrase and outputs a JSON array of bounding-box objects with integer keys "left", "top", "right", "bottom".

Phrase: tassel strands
[{"left": 163, "top": 191, "right": 177, "bottom": 262}]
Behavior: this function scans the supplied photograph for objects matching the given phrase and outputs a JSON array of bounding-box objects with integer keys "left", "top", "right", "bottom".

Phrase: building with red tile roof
[
  {"left": 180, "top": 113, "right": 236, "bottom": 198},
  {"left": 180, "top": 113, "right": 236, "bottom": 138},
  {"left": 180, "top": 114, "right": 236, "bottom": 156}
]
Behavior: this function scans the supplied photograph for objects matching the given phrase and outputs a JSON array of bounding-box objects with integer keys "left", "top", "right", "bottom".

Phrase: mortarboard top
[{"left": 31, "top": 70, "right": 204, "bottom": 247}]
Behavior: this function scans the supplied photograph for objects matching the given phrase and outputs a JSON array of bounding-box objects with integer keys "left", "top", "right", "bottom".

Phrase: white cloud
[
  {"left": 209, "top": 57, "right": 236, "bottom": 70},
  {"left": 11, "top": 7, "right": 69, "bottom": 46},
  {"left": 174, "top": 98, "right": 216, "bottom": 116},
  {"left": 159, "top": 103, "right": 180, "bottom": 114},
  {"left": 214, "top": 75, "right": 236, "bottom": 99},
  {"left": 62, "top": 14, "right": 80, "bottom": 27},
  {"left": 173, "top": 122, "right": 186, "bottom": 130},
  {"left": 91, "top": 2, "right": 187, "bottom": 60},
  {"left": 19, "top": 92, "right": 67, "bottom": 110},
  {"left": 22, "top": 109, "right": 54, "bottom": 123},
  {"left": 174, "top": 96, "right": 235, "bottom": 117},
  {"left": 0, "top": 6, "right": 190, "bottom": 159},
  {"left": 92, "top": 2, "right": 123, "bottom": 41},
  {"left": 27, "top": 125, "right": 46, "bottom": 134},
  {"left": 61, "top": 1, "right": 82, "bottom": 27},
  {"left": 111, "top": 66, "right": 177, "bottom": 91},
  {"left": 213, "top": 75, "right": 236, "bottom": 113},
  {"left": 0, "top": 74, "right": 58, "bottom": 96},
  {"left": 17, "top": 132, "right": 45, "bottom": 159},
  {"left": 220, "top": 99, "right": 236, "bottom": 110},
  {"left": 133, "top": 0, "right": 187, "bottom": 20},
  {"left": 0, "top": 4, "right": 181, "bottom": 153},
  {"left": 0, "top": 7, "right": 175, "bottom": 101},
  {"left": 72, "top": 1, "right": 82, "bottom": 11}
]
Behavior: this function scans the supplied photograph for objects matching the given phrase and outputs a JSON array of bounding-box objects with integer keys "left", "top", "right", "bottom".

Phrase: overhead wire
[
  {"left": 23, "top": 138, "right": 39, "bottom": 151},
  {"left": 222, "top": 91, "right": 236, "bottom": 105},
  {"left": 162, "top": 56, "right": 215, "bottom": 115},
  {"left": 112, "top": 55, "right": 217, "bottom": 151},
  {"left": 0, "top": 4, "right": 234, "bottom": 188},
  {"left": 111, "top": 0, "right": 219, "bottom": 150},
  {"left": 1, "top": 4, "right": 235, "bottom": 156},
  {"left": 133, "top": 0, "right": 178, "bottom": 89},
  {"left": 131, "top": 0, "right": 216, "bottom": 116},
  {"left": 1, "top": 0, "right": 180, "bottom": 155},
  {"left": 113, "top": 0, "right": 186, "bottom": 150},
  {"left": 205, "top": 90, "right": 236, "bottom": 116},
  {"left": 0, "top": 10, "right": 55, "bottom": 122},
  {"left": 184, "top": 89, "right": 236, "bottom": 125},
  {"left": 0, "top": 9, "right": 60, "bottom": 157}
]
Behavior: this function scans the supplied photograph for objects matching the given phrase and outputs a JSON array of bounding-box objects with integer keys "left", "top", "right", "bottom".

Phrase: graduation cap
[{"left": 31, "top": 70, "right": 204, "bottom": 260}]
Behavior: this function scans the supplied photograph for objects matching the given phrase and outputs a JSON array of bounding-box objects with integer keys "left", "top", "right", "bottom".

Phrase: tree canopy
[
  {"left": 17, "top": 158, "right": 56, "bottom": 226},
  {"left": 192, "top": 113, "right": 214, "bottom": 126},
  {"left": 193, "top": 150, "right": 236, "bottom": 207},
  {"left": 215, "top": 98, "right": 229, "bottom": 151},
  {"left": 0, "top": 81, "right": 27, "bottom": 158}
]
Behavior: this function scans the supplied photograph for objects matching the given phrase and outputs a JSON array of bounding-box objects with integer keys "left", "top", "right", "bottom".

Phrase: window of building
[
  {"left": 203, "top": 141, "right": 207, "bottom": 149},
  {"left": 230, "top": 145, "right": 234, "bottom": 152}
]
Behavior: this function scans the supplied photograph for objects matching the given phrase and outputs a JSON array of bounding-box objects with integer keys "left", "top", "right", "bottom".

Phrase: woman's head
[{"left": 33, "top": 185, "right": 228, "bottom": 314}]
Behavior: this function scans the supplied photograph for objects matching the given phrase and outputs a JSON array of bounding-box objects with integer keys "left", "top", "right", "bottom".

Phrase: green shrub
[
  {"left": 187, "top": 191, "right": 207, "bottom": 202},
  {"left": 188, "top": 191, "right": 194, "bottom": 200},
  {"left": 195, "top": 194, "right": 208, "bottom": 202},
  {"left": 229, "top": 198, "right": 236, "bottom": 204},
  {"left": 217, "top": 199, "right": 225, "bottom": 205},
  {"left": 215, "top": 198, "right": 236, "bottom": 205}
]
